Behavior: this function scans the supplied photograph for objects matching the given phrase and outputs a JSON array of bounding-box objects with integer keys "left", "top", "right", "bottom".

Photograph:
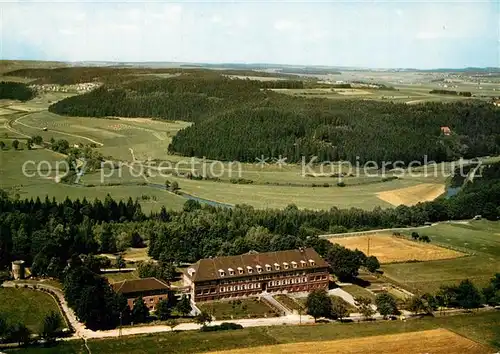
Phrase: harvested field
[
  {"left": 376, "top": 183, "right": 445, "bottom": 206},
  {"left": 208, "top": 329, "right": 490, "bottom": 354},
  {"left": 329, "top": 233, "right": 464, "bottom": 263}
]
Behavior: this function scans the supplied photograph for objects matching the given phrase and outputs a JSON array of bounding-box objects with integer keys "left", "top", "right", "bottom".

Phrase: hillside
[{"left": 42, "top": 71, "right": 500, "bottom": 164}]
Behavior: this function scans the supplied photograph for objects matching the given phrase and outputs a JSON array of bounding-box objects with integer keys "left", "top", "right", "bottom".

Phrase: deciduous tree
[{"left": 306, "top": 289, "right": 332, "bottom": 322}]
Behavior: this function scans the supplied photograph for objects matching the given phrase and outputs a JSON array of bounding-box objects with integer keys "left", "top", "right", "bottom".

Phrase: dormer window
[
  {"left": 228, "top": 268, "right": 234, "bottom": 276},
  {"left": 256, "top": 265, "right": 263, "bottom": 273},
  {"left": 274, "top": 263, "right": 280, "bottom": 271},
  {"left": 283, "top": 262, "right": 289, "bottom": 269},
  {"left": 247, "top": 266, "right": 253, "bottom": 273},
  {"left": 187, "top": 267, "right": 196, "bottom": 276},
  {"left": 237, "top": 267, "right": 244, "bottom": 275},
  {"left": 300, "top": 260, "right": 307, "bottom": 267},
  {"left": 219, "top": 269, "right": 226, "bottom": 277},
  {"left": 309, "top": 259, "right": 315, "bottom": 266},
  {"left": 291, "top": 261, "right": 297, "bottom": 269},
  {"left": 265, "top": 264, "right": 272, "bottom": 271}
]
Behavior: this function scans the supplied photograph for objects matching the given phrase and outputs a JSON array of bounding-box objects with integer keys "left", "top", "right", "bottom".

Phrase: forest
[
  {"left": 0, "top": 81, "right": 35, "bottom": 101},
  {"left": 4, "top": 66, "right": 292, "bottom": 85},
  {"left": 45, "top": 71, "right": 500, "bottom": 164}
]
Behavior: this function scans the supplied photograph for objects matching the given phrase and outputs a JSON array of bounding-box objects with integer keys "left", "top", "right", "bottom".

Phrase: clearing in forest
[
  {"left": 208, "top": 329, "right": 491, "bottom": 354},
  {"left": 376, "top": 183, "right": 445, "bottom": 206},
  {"left": 329, "top": 233, "right": 464, "bottom": 263}
]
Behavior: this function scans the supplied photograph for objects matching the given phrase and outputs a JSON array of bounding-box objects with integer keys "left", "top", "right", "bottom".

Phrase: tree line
[
  {"left": 430, "top": 89, "right": 472, "bottom": 97},
  {"left": 5, "top": 67, "right": 293, "bottom": 85}
]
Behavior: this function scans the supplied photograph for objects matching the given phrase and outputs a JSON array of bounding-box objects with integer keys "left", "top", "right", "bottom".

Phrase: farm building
[
  {"left": 440, "top": 126, "right": 451, "bottom": 135},
  {"left": 111, "top": 277, "right": 170, "bottom": 311},
  {"left": 183, "top": 248, "right": 329, "bottom": 302}
]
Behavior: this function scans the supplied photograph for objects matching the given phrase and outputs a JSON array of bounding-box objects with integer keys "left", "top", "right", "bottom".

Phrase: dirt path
[{"left": 13, "top": 113, "right": 104, "bottom": 146}]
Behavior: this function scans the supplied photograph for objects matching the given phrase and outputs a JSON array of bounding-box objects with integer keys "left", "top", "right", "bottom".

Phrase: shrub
[{"left": 200, "top": 322, "right": 243, "bottom": 332}]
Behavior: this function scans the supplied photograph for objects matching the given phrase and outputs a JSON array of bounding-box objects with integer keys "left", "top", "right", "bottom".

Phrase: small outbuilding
[
  {"left": 440, "top": 126, "right": 451, "bottom": 136},
  {"left": 11, "top": 260, "right": 25, "bottom": 280}
]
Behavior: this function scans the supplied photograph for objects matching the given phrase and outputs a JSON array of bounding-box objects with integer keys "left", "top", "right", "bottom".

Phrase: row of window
[
  {"left": 219, "top": 271, "right": 310, "bottom": 284},
  {"left": 220, "top": 283, "right": 261, "bottom": 292},
  {"left": 218, "top": 260, "right": 316, "bottom": 277}
]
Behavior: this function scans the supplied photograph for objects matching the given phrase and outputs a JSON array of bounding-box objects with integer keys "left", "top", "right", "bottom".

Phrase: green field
[
  {"left": 11, "top": 311, "right": 500, "bottom": 353},
  {"left": 0, "top": 88, "right": 453, "bottom": 211},
  {"left": 0, "top": 287, "right": 65, "bottom": 332},
  {"left": 382, "top": 221, "right": 500, "bottom": 293},
  {"left": 197, "top": 299, "right": 279, "bottom": 320}
]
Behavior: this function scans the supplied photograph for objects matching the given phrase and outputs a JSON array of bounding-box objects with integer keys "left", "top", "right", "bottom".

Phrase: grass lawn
[
  {"left": 197, "top": 299, "right": 279, "bottom": 320},
  {"left": 382, "top": 221, "right": 500, "bottom": 293},
  {"left": 341, "top": 284, "right": 376, "bottom": 302},
  {"left": 0, "top": 287, "right": 65, "bottom": 332},
  {"left": 12, "top": 311, "right": 500, "bottom": 353}
]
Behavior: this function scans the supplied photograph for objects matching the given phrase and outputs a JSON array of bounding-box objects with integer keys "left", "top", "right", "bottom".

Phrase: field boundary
[{"left": 320, "top": 222, "right": 477, "bottom": 256}]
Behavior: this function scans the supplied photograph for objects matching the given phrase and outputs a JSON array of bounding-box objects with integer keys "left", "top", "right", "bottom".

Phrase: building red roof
[
  {"left": 111, "top": 277, "right": 169, "bottom": 294},
  {"left": 185, "top": 248, "right": 329, "bottom": 283}
]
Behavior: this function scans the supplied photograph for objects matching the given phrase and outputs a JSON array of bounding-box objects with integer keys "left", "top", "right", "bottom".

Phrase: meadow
[
  {"left": 0, "top": 287, "right": 65, "bottom": 332},
  {"left": 382, "top": 221, "right": 500, "bottom": 292},
  {"left": 209, "top": 329, "right": 490, "bottom": 354}
]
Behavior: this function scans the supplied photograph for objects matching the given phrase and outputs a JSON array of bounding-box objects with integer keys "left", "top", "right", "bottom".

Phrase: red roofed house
[
  {"left": 183, "top": 248, "right": 330, "bottom": 303},
  {"left": 111, "top": 277, "right": 170, "bottom": 311},
  {"left": 441, "top": 126, "right": 451, "bottom": 136}
]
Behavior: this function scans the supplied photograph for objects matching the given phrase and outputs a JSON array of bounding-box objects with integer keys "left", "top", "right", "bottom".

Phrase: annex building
[
  {"left": 183, "top": 248, "right": 329, "bottom": 302},
  {"left": 111, "top": 277, "right": 170, "bottom": 311}
]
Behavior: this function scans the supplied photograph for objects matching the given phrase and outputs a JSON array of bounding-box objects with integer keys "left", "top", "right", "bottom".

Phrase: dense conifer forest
[
  {"left": 45, "top": 71, "right": 500, "bottom": 164},
  {"left": 1, "top": 162, "right": 499, "bottom": 329},
  {"left": 0, "top": 81, "right": 35, "bottom": 101}
]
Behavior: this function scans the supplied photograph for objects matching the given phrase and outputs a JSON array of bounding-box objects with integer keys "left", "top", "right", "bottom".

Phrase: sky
[{"left": 1, "top": 0, "right": 499, "bottom": 69}]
